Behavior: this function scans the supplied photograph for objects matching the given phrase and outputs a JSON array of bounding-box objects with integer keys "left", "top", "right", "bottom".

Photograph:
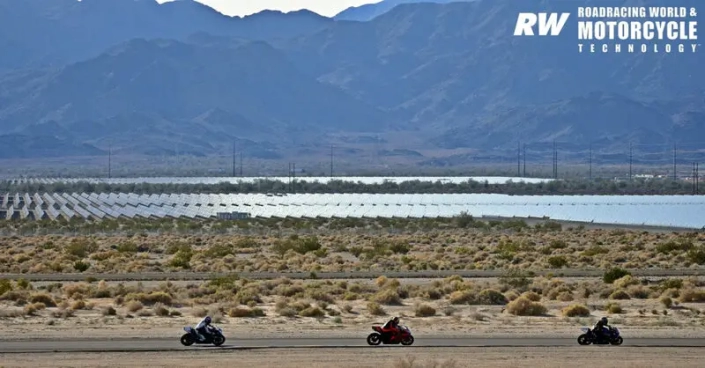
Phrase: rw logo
[{"left": 514, "top": 13, "right": 570, "bottom": 36}]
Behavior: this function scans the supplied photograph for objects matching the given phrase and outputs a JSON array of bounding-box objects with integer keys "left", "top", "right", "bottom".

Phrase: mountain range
[{"left": 0, "top": 0, "right": 703, "bottom": 164}]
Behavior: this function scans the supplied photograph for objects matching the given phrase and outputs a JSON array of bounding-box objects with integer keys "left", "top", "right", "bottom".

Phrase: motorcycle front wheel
[
  {"left": 577, "top": 334, "right": 591, "bottom": 346},
  {"left": 213, "top": 335, "right": 226, "bottom": 347},
  {"left": 180, "top": 334, "right": 195, "bottom": 346},
  {"left": 400, "top": 335, "right": 414, "bottom": 346},
  {"left": 610, "top": 336, "right": 623, "bottom": 346},
  {"left": 367, "top": 333, "right": 382, "bottom": 346}
]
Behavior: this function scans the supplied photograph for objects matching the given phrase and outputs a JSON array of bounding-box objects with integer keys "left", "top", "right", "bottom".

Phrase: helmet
[
  {"left": 205, "top": 316, "right": 212, "bottom": 324},
  {"left": 600, "top": 317, "right": 608, "bottom": 324},
  {"left": 392, "top": 317, "right": 399, "bottom": 324}
]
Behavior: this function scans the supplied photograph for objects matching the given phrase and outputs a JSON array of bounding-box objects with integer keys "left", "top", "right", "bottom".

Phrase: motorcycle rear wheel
[
  {"left": 577, "top": 334, "right": 591, "bottom": 346},
  {"left": 400, "top": 335, "right": 414, "bottom": 346},
  {"left": 180, "top": 334, "right": 195, "bottom": 346},
  {"left": 367, "top": 333, "right": 382, "bottom": 346}
]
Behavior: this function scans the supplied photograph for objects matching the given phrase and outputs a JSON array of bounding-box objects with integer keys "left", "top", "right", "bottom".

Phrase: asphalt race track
[{"left": 2, "top": 337, "right": 705, "bottom": 353}]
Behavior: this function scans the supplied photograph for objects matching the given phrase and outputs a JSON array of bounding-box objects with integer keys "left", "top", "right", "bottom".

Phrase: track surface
[
  {"left": 1, "top": 268, "right": 703, "bottom": 282},
  {"left": 2, "top": 337, "right": 704, "bottom": 353}
]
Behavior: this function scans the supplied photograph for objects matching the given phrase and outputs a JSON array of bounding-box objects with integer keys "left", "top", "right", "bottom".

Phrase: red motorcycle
[{"left": 366, "top": 324, "right": 415, "bottom": 346}]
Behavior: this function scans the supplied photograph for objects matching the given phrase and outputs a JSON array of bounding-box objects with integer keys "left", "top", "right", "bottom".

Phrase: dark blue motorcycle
[{"left": 578, "top": 326, "right": 623, "bottom": 346}]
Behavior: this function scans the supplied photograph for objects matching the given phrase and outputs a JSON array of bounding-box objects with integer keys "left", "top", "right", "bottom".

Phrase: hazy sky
[{"left": 157, "top": 0, "right": 382, "bottom": 17}]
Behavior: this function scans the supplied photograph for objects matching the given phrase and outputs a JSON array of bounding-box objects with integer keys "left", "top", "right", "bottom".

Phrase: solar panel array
[
  {"left": 8, "top": 176, "right": 554, "bottom": 186},
  {"left": 0, "top": 193, "right": 703, "bottom": 229}
]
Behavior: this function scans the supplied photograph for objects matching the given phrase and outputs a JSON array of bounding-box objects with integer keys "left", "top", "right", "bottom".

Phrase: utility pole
[
  {"left": 232, "top": 141, "right": 237, "bottom": 177},
  {"left": 696, "top": 162, "right": 699, "bottom": 194},
  {"left": 108, "top": 144, "right": 112, "bottom": 179},
  {"left": 330, "top": 145, "right": 334, "bottom": 178},
  {"left": 693, "top": 163, "right": 697, "bottom": 195},
  {"left": 629, "top": 142, "right": 633, "bottom": 181},
  {"left": 239, "top": 152, "right": 243, "bottom": 177},
  {"left": 292, "top": 163, "right": 296, "bottom": 194},
  {"left": 673, "top": 143, "right": 677, "bottom": 181},
  {"left": 553, "top": 141, "right": 557, "bottom": 179},
  {"left": 517, "top": 141, "right": 521, "bottom": 177},
  {"left": 288, "top": 163, "right": 292, "bottom": 192},
  {"left": 588, "top": 144, "right": 592, "bottom": 180},
  {"left": 522, "top": 143, "right": 526, "bottom": 177}
]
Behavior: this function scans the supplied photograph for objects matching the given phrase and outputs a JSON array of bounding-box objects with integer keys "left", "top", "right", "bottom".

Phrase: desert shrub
[
  {"left": 125, "top": 292, "right": 173, "bottom": 306},
  {"left": 688, "top": 248, "right": 705, "bottom": 265},
  {"left": 562, "top": 304, "right": 591, "bottom": 317},
  {"left": 65, "top": 240, "right": 98, "bottom": 258},
  {"left": 126, "top": 300, "right": 144, "bottom": 312},
  {"left": 414, "top": 304, "right": 436, "bottom": 317},
  {"left": 547, "top": 256, "right": 569, "bottom": 268},
  {"left": 506, "top": 296, "right": 547, "bottom": 316},
  {"left": 521, "top": 291, "right": 541, "bottom": 302},
  {"left": 153, "top": 303, "right": 170, "bottom": 317},
  {"left": 73, "top": 261, "right": 90, "bottom": 272},
  {"left": 0, "top": 279, "right": 12, "bottom": 295},
  {"left": 660, "top": 297, "right": 673, "bottom": 308},
  {"left": 449, "top": 290, "right": 476, "bottom": 305},
  {"left": 477, "top": 289, "right": 508, "bottom": 305},
  {"left": 29, "top": 293, "right": 56, "bottom": 307},
  {"left": 116, "top": 242, "right": 139, "bottom": 253},
  {"left": 299, "top": 306, "right": 325, "bottom": 318},
  {"left": 660, "top": 279, "right": 684, "bottom": 290},
  {"left": 679, "top": 289, "right": 705, "bottom": 303},
  {"left": 23, "top": 302, "right": 46, "bottom": 316},
  {"left": 613, "top": 275, "right": 639, "bottom": 289},
  {"left": 71, "top": 300, "right": 86, "bottom": 310},
  {"left": 228, "top": 307, "right": 266, "bottom": 318},
  {"left": 605, "top": 302, "right": 623, "bottom": 314},
  {"left": 204, "top": 244, "right": 234, "bottom": 258},
  {"left": 278, "top": 307, "right": 297, "bottom": 317},
  {"left": 168, "top": 249, "right": 193, "bottom": 269},
  {"left": 102, "top": 306, "right": 117, "bottom": 316},
  {"left": 603, "top": 268, "right": 631, "bottom": 284},
  {"left": 609, "top": 290, "right": 631, "bottom": 300},
  {"left": 389, "top": 241, "right": 411, "bottom": 254},
  {"left": 367, "top": 302, "right": 386, "bottom": 316},
  {"left": 372, "top": 288, "right": 403, "bottom": 305}
]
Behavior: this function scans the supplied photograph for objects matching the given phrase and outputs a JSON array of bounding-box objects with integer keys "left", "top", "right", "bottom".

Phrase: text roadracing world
[{"left": 514, "top": 7, "right": 700, "bottom": 54}]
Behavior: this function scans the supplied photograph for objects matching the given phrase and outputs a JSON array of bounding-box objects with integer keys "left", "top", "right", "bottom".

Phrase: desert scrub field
[
  {"left": 0, "top": 219, "right": 703, "bottom": 274},
  {"left": 2, "top": 274, "right": 705, "bottom": 332}
]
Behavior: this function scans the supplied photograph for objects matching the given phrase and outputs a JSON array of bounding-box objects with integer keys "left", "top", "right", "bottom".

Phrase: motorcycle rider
[
  {"left": 381, "top": 316, "right": 401, "bottom": 340},
  {"left": 195, "top": 316, "right": 213, "bottom": 342},
  {"left": 592, "top": 317, "right": 610, "bottom": 340}
]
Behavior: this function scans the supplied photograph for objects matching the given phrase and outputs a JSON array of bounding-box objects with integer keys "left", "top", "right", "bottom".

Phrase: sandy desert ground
[{"left": 2, "top": 347, "right": 705, "bottom": 368}]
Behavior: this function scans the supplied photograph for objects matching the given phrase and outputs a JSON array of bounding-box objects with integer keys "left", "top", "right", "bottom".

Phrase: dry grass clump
[
  {"left": 228, "top": 307, "right": 266, "bottom": 318},
  {"left": 414, "top": 304, "right": 436, "bottom": 317},
  {"left": 29, "top": 293, "right": 56, "bottom": 307},
  {"left": 605, "top": 302, "right": 623, "bottom": 314},
  {"left": 678, "top": 289, "right": 705, "bottom": 303},
  {"left": 562, "top": 304, "right": 591, "bottom": 317},
  {"left": 367, "top": 302, "right": 386, "bottom": 316},
  {"left": 506, "top": 296, "right": 547, "bottom": 316}
]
